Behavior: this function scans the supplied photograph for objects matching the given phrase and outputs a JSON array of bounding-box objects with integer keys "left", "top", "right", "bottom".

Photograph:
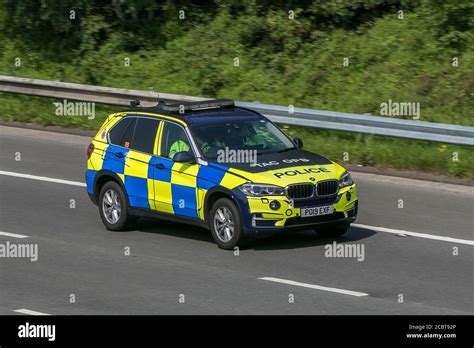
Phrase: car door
[
  {"left": 102, "top": 117, "right": 135, "bottom": 178},
  {"left": 122, "top": 117, "right": 161, "bottom": 210},
  {"left": 152, "top": 121, "right": 200, "bottom": 219},
  {"left": 148, "top": 121, "right": 174, "bottom": 214}
]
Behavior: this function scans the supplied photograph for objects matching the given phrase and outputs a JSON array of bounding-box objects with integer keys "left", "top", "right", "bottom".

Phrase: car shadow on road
[
  {"left": 135, "top": 218, "right": 377, "bottom": 251},
  {"left": 248, "top": 226, "right": 377, "bottom": 251},
  {"left": 136, "top": 218, "right": 215, "bottom": 244}
]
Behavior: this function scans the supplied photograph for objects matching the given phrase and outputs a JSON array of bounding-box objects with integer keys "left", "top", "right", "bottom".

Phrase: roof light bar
[{"left": 159, "top": 99, "right": 234, "bottom": 113}]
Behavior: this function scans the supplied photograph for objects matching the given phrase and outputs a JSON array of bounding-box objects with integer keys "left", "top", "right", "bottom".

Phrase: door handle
[
  {"left": 114, "top": 152, "right": 125, "bottom": 158},
  {"left": 155, "top": 163, "right": 165, "bottom": 170}
]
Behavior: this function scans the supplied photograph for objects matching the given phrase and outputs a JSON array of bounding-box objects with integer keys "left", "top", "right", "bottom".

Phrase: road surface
[{"left": 0, "top": 126, "right": 472, "bottom": 315}]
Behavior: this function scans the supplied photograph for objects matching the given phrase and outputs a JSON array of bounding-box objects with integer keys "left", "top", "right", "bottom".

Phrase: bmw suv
[{"left": 86, "top": 99, "right": 358, "bottom": 249}]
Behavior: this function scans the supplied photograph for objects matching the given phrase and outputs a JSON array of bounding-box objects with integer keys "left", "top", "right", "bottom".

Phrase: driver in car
[{"left": 169, "top": 133, "right": 190, "bottom": 159}]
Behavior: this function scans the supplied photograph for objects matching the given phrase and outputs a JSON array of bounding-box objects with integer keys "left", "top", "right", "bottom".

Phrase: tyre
[
  {"left": 315, "top": 222, "right": 350, "bottom": 238},
  {"left": 210, "top": 198, "right": 246, "bottom": 250},
  {"left": 98, "top": 181, "right": 134, "bottom": 231}
]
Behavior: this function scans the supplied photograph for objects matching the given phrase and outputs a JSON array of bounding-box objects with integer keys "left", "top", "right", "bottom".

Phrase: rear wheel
[
  {"left": 99, "top": 181, "right": 134, "bottom": 231},
  {"left": 315, "top": 222, "right": 350, "bottom": 238},
  {"left": 210, "top": 198, "right": 246, "bottom": 250}
]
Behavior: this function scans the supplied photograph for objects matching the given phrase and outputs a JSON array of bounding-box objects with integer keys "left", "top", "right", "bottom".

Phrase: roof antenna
[{"left": 130, "top": 100, "right": 141, "bottom": 108}]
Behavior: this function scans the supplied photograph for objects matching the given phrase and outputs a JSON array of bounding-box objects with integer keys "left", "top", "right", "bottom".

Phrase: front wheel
[
  {"left": 210, "top": 198, "right": 246, "bottom": 250},
  {"left": 315, "top": 222, "right": 350, "bottom": 238},
  {"left": 99, "top": 181, "right": 134, "bottom": 231}
]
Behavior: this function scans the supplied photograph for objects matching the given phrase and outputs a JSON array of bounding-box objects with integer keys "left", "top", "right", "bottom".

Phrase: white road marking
[
  {"left": 0, "top": 170, "right": 86, "bottom": 187},
  {"left": 353, "top": 223, "right": 474, "bottom": 246},
  {"left": 259, "top": 277, "right": 369, "bottom": 297},
  {"left": 1, "top": 169, "right": 472, "bottom": 246},
  {"left": 0, "top": 231, "right": 29, "bottom": 239},
  {"left": 14, "top": 308, "right": 51, "bottom": 316}
]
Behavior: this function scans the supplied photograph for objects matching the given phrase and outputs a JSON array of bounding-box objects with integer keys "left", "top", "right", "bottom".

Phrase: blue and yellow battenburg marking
[
  {"left": 87, "top": 112, "right": 358, "bottom": 225},
  {"left": 86, "top": 113, "right": 235, "bottom": 220}
]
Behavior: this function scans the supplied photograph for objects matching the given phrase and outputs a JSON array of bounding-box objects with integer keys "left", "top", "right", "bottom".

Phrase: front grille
[
  {"left": 286, "top": 184, "right": 314, "bottom": 199},
  {"left": 293, "top": 195, "right": 338, "bottom": 208},
  {"left": 316, "top": 180, "right": 339, "bottom": 197},
  {"left": 285, "top": 212, "right": 345, "bottom": 226}
]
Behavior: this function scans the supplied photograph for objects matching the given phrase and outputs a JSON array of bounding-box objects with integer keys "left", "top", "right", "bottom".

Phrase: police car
[{"left": 86, "top": 99, "right": 358, "bottom": 249}]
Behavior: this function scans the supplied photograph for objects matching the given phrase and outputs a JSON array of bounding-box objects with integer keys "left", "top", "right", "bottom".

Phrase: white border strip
[
  {"left": 259, "top": 277, "right": 368, "bottom": 297},
  {"left": 0, "top": 231, "right": 28, "bottom": 239},
  {"left": 14, "top": 308, "right": 51, "bottom": 316},
  {"left": 353, "top": 223, "right": 474, "bottom": 246},
  {"left": 0, "top": 170, "right": 86, "bottom": 187}
]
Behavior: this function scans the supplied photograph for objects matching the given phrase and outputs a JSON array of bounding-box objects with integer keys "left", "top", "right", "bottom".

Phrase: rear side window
[
  {"left": 121, "top": 118, "right": 137, "bottom": 148},
  {"left": 132, "top": 118, "right": 160, "bottom": 154},
  {"left": 109, "top": 116, "right": 160, "bottom": 154},
  {"left": 109, "top": 118, "right": 135, "bottom": 147}
]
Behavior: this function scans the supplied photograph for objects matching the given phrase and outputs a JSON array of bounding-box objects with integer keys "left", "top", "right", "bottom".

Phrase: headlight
[
  {"left": 238, "top": 183, "right": 285, "bottom": 196},
  {"left": 338, "top": 171, "right": 353, "bottom": 188}
]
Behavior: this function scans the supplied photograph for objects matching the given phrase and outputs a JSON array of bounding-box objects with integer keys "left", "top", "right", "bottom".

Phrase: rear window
[
  {"left": 132, "top": 118, "right": 160, "bottom": 154},
  {"left": 109, "top": 118, "right": 135, "bottom": 147},
  {"left": 120, "top": 118, "right": 137, "bottom": 148},
  {"left": 108, "top": 117, "right": 160, "bottom": 154}
]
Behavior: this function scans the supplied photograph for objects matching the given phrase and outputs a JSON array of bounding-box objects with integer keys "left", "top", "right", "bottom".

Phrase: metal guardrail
[{"left": 1, "top": 75, "right": 473, "bottom": 145}]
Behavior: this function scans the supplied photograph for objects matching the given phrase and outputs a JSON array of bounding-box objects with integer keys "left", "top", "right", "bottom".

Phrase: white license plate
[{"left": 301, "top": 205, "right": 334, "bottom": 217}]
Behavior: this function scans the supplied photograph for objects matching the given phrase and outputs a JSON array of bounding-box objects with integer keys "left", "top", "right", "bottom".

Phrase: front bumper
[{"left": 239, "top": 184, "right": 358, "bottom": 238}]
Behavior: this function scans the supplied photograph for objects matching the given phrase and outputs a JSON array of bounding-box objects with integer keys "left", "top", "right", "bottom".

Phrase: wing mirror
[
  {"left": 173, "top": 151, "right": 195, "bottom": 163},
  {"left": 293, "top": 137, "right": 303, "bottom": 149}
]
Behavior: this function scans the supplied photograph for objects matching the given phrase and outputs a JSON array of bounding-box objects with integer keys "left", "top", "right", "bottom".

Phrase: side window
[
  {"left": 120, "top": 118, "right": 137, "bottom": 148},
  {"left": 161, "top": 122, "right": 191, "bottom": 159},
  {"left": 131, "top": 118, "right": 160, "bottom": 154},
  {"left": 108, "top": 118, "right": 134, "bottom": 146}
]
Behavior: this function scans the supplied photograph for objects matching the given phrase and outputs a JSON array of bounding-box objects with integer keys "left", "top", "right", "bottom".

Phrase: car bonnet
[{"left": 207, "top": 149, "right": 346, "bottom": 187}]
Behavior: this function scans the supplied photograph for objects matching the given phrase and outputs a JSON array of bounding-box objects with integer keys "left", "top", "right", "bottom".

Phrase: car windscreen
[{"left": 190, "top": 118, "right": 295, "bottom": 160}]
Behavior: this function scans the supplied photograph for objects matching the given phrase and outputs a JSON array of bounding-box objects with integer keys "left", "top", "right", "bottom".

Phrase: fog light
[
  {"left": 346, "top": 191, "right": 351, "bottom": 201},
  {"left": 269, "top": 200, "right": 281, "bottom": 210}
]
